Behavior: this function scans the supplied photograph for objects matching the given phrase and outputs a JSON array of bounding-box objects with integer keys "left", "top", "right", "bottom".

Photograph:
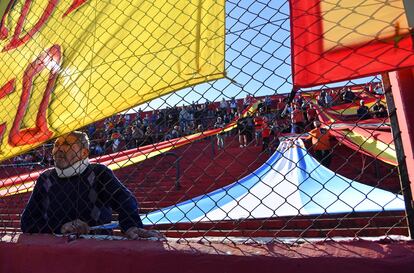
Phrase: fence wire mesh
[{"left": 0, "top": 0, "right": 411, "bottom": 244}]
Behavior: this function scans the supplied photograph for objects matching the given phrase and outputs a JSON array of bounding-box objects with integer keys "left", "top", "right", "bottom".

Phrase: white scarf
[{"left": 55, "top": 158, "right": 90, "bottom": 178}]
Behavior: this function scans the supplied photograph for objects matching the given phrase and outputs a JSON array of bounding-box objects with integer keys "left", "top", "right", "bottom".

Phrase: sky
[{"left": 134, "top": 0, "right": 378, "bottom": 113}]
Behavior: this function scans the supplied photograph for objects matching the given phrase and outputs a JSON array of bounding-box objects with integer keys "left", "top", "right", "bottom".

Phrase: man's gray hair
[{"left": 70, "top": 131, "right": 90, "bottom": 150}]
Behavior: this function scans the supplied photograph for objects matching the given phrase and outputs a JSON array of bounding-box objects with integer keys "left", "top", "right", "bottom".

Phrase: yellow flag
[{"left": 0, "top": 0, "right": 225, "bottom": 161}]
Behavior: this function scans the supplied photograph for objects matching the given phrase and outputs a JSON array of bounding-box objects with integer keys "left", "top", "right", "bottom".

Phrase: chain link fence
[{"left": 0, "top": 0, "right": 412, "bottom": 243}]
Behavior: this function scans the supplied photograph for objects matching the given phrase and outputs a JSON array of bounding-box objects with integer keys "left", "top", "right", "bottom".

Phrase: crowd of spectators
[
  {"left": 5, "top": 83, "right": 388, "bottom": 167},
  {"left": 87, "top": 98, "right": 247, "bottom": 155}
]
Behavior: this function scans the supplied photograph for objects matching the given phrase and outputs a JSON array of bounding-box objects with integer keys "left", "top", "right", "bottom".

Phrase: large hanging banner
[
  {"left": 290, "top": 0, "right": 414, "bottom": 88},
  {"left": 0, "top": 0, "right": 225, "bottom": 161}
]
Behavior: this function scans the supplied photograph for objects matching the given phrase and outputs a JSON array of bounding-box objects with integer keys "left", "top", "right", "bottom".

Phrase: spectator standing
[
  {"left": 171, "top": 125, "right": 181, "bottom": 139},
  {"left": 131, "top": 125, "right": 144, "bottom": 147},
  {"left": 21, "top": 131, "right": 162, "bottom": 239},
  {"left": 261, "top": 117, "right": 272, "bottom": 153},
  {"left": 291, "top": 104, "right": 305, "bottom": 134},
  {"left": 143, "top": 114, "right": 149, "bottom": 127},
  {"left": 325, "top": 91, "right": 333, "bottom": 107},
  {"left": 214, "top": 117, "right": 225, "bottom": 150},
  {"left": 245, "top": 112, "right": 255, "bottom": 145},
  {"left": 144, "top": 126, "right": 154, "bottom": 145},
  {"left": 111, "top": 130, "right": 122, "bottom": 152},
  {"left": 306, "top": 121, "right": 333, "bottom": 167},
  {"left": 374, "top": 83, "right": 384, "bottom": 95},
  {"left": 237, "top": 114, "right": 248, "bottom": 147},
  {"left": 342, "top": 87, "right": 356, "bottom": 103},
  {"left": 219, "top": 98, "right": 228, "bottom": 117},
  {"left": 276, "top": 98, "right": 286, "bottom": 118},
  {"left": 307, "top": 104, "right": 318, "bottom": 124},
  {"left": 270, "top": 120, "right": 281, "bottom": 151},
  {"left": 254, "top": 112, "right": 264, "bottom": 146},
  {"left": 87, "top": 124, "right": 96, "bottom": 139},
  {"left": 230, "top": 97, "right": 238, "bottom": 118},
  {"left": 243, "top": 94, "right": 251, "bottom": 109}
]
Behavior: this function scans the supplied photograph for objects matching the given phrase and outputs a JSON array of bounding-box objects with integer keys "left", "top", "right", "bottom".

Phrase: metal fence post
[
  {"left": 163, "top": 152, "right": 181, "bottom": 190},
  {"left": 382, "top": 72, "right": 414, "bottom": 238}
]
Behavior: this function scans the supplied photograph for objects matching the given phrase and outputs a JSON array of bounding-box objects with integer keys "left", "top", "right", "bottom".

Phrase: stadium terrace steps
[
  {"left": 161, "top": 227, "right": 408, "bottom": 238},
  {"left": 0, "top": 135, "right": 407, "bottom": 237}
]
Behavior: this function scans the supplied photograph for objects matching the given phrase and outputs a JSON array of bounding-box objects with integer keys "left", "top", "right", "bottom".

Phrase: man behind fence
[
  {"left": 21, "top": 131, "right": 162, "bottom": 240},
  {"left": 306, "top": 121, "right": 333, "bottom": 167}
]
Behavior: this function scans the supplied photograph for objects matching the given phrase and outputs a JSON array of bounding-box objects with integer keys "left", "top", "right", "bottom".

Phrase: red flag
[{"left": 290, "top": 0, "right": 414, "bottom": 88}]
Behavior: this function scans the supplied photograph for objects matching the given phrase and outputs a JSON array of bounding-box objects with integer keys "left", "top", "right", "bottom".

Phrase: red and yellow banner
[
  {"left": 290, "top": 0, "right": 414, "bottom": 88},
  {"left": 0, "top": 0, "right": 225, "bottom": 161}
]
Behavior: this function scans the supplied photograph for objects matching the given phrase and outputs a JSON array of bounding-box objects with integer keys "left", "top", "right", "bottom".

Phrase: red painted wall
[
  {"left": 389, "top": 69, "right": 414, "bottom": 197},
  {"left": 1, "top": 234, "right": 414, "bottom": 273}
]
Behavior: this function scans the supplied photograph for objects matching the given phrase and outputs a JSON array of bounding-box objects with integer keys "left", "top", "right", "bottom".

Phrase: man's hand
[
  {"left": 125, "top": 227, "right": 165, "bottom": 240},
  {"left": 61, "top": 219, "right": 90, "bottom": 235}
]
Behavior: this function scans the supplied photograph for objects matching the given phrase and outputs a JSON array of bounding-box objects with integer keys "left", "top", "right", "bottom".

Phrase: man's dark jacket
[{"left": 21, "top": 164, "right": 143, "bottom": 233}]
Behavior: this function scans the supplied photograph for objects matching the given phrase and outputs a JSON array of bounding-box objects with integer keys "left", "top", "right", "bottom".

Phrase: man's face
[{"left": 52, "top": 134, "right": 86, "bottom": 169}]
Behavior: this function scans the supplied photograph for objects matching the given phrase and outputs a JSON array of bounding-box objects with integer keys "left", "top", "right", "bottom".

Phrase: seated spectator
[
  {"left": 357, "top": 100, "right": 371, "bottom": 120},
  {"left": 372, "top": 99, "right": 387, "bottom": 118}
]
